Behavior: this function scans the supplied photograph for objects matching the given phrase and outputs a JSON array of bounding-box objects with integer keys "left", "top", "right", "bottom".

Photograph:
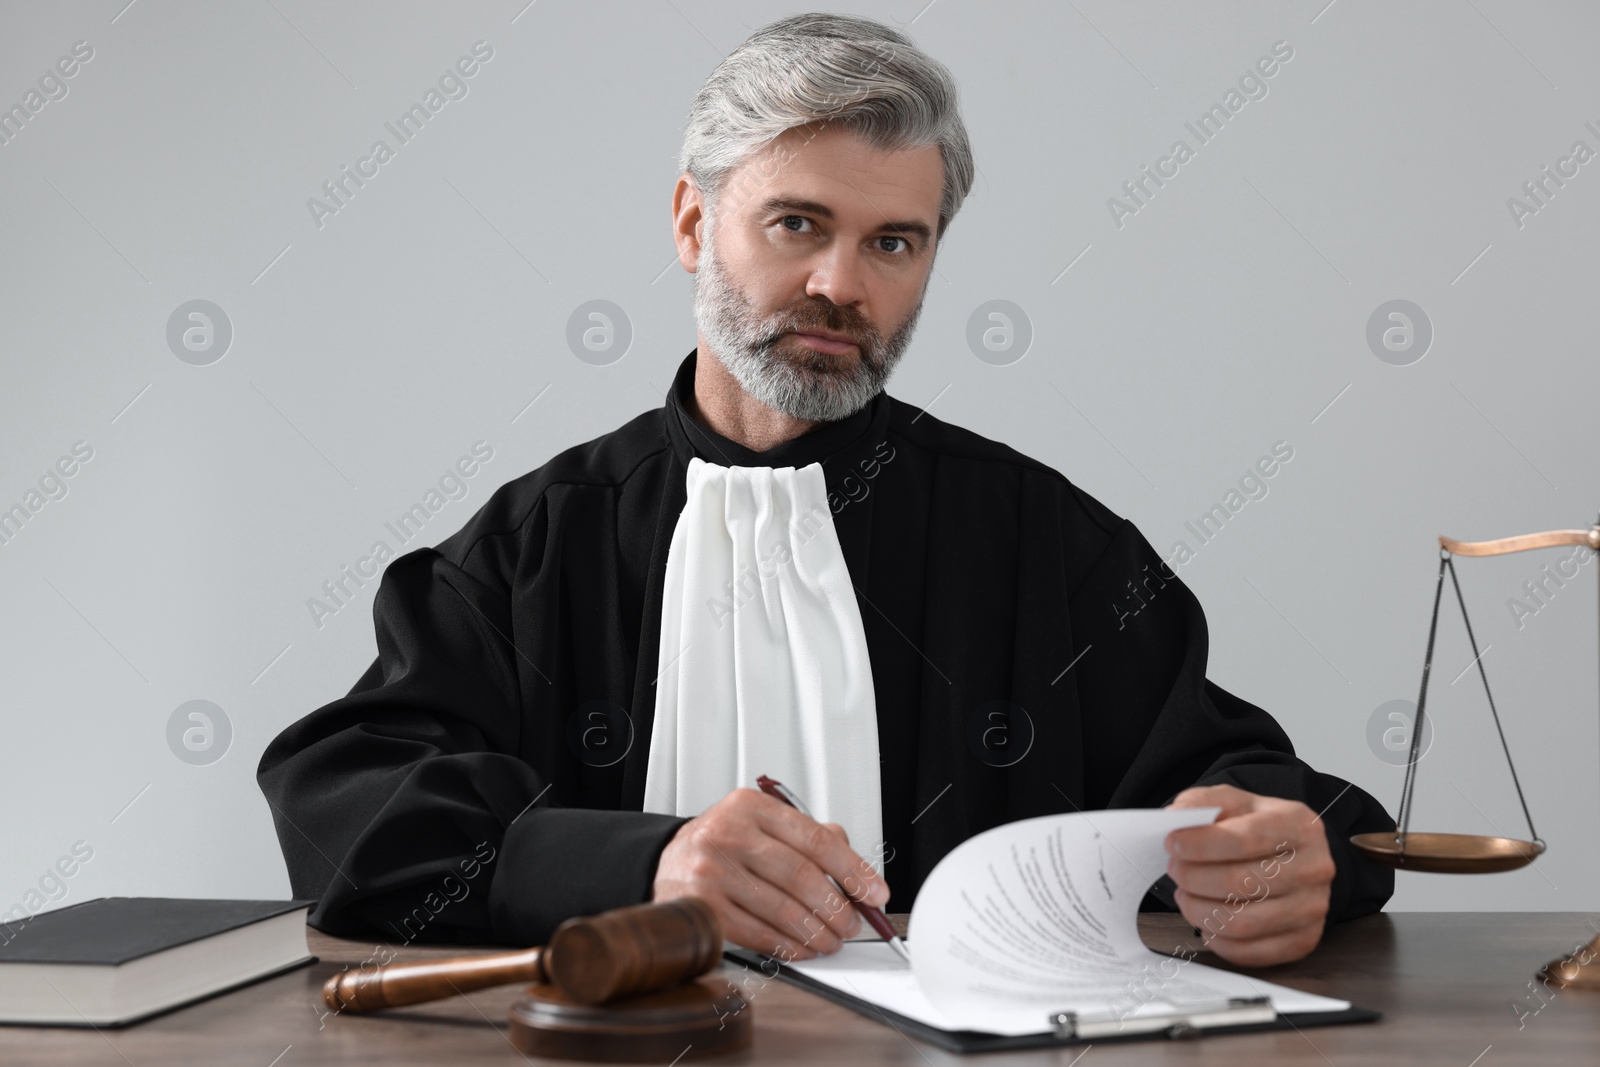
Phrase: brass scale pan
[{"left": 1349, "top": 525, "right": 1600, "bottom": 874}]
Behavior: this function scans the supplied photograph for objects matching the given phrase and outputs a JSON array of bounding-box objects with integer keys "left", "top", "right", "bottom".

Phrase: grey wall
[{"left": 3, "top": 0, "right": 1596, "bottom": 920}]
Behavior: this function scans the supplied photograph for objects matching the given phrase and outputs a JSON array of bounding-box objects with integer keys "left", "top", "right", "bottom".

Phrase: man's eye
[{"left": 778, "top": 218, "right": 912, "bottom": 256}]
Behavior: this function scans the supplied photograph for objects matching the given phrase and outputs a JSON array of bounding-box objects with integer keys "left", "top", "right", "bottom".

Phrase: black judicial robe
[{"left": 257, "top": 348, "right": 1395, "bottom": 946}]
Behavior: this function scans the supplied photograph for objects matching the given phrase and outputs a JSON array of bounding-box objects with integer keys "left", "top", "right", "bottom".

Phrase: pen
[{"left": 754, "top": 774, "right": 911, "bottom": 964}]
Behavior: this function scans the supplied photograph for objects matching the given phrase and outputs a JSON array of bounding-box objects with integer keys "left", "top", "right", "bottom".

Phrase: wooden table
[{"left": 11, "top": 913, "right": 1600, "bottom": 1064}]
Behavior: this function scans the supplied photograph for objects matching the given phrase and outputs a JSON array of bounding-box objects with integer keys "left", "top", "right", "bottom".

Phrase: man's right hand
[{"left": 650, "top": 787, "right": 889, "bottom": 959}]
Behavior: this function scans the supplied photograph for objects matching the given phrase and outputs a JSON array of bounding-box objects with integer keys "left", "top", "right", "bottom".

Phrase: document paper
[{"left": 788, "top": 807, "right": 1349, "bottom": 1037}]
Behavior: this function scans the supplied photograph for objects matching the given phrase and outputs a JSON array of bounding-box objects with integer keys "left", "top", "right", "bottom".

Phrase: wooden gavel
[{"left": 322, "top": 897, "right": 723, "bottom": 1012}]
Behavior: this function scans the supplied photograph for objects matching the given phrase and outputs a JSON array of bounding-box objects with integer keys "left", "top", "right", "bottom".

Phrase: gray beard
[{"left": 691, "top": 220, "right": 924, "bottom": 423}]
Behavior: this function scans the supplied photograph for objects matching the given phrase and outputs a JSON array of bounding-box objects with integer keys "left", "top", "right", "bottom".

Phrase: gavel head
[{"left": 544, "top": 897, "right": 723, "bottom": 1005}]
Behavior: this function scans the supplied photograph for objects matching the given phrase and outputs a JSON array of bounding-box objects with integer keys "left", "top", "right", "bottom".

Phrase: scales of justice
[{"left": 1348, "top": 518, "right": 1600, "bottom": 988}]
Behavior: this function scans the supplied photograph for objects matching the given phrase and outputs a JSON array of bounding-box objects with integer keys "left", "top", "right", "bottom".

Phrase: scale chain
[
  {"left": 1397, "top": 553, "right": 1449, "bottom": 839},
  {"left": 1445, "top": 556, "right": 1539, "bottom": 845},
  {"left": 1397, "top": 551, "right": 1541, "bottom": 847}
]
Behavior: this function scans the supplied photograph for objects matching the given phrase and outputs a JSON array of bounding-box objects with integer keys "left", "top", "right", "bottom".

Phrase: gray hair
[{"left": 678, "top": 12, "right": 974, "bottom": 244}]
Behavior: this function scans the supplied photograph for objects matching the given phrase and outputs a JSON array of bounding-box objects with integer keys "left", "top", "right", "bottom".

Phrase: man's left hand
[{"left": 1164, "top": 784, "right": 1335, "bottom": 966}]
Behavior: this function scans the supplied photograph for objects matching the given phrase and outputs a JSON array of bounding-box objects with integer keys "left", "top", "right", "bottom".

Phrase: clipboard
[{"left": 724, "top": 946, "right": 1380, "bottom": 1053}]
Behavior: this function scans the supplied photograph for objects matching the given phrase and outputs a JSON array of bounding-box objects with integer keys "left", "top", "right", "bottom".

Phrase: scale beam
[{"left": 1439, "top": 527, "right": 1600, "bottom": 557}]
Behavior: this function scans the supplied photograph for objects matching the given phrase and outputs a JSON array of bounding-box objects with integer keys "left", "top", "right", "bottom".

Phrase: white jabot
[{"left": 644, "top": 455, "right": 884, "bottom": 871}]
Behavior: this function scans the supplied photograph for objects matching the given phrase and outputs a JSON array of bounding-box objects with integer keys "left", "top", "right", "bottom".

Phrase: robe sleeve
[
  {"left": 255, "top": 518, "right": 688, "bottom": 947},
  {"left": 1070, "top": 515, "right": 1396, "bottom": 926}
]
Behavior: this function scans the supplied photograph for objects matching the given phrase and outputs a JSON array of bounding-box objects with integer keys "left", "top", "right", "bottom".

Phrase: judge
[{"left": 258, "top": 12, "right": 1394, "bottom": 969}]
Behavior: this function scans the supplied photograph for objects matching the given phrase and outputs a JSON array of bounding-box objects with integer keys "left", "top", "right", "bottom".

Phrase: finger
[
  {"left": 1179, "top": 891, "right": 1316, "bottom": 943},
  {"left": 1167, "top": 854, "right": 1324, "bottom": 898},
  {"left": 1174, "top": 886, "right": 1330, "bottom": 944},
  {"left": 659, "top": 826, "right": 857, "bottom": 952},
  {"left": 674, "top": 813, "right": 860, "bottom": 946},
  {"left": 757, "top": 804, "right": 889, "bottom": 907},
  {"left": 1167, "top": 813, "right": 1294, "bottom": 864},
  {"left": 833, "top": 865, "right": 890, "bottom": 914},
  {"left": 740, "top": 838, "right": 864, "bottom": 944},
  {"left": 1166, "top": 783, "right": 1257, "bottom": 818},
  {"left": 688, "top": 796, "right": 870, "bottom": 942},
  {"left": 714, "top": 894, "right": 824, "bottom": 961},
  {"left": 1167, "top": 859, "right": 1278, "bottom": 901}
]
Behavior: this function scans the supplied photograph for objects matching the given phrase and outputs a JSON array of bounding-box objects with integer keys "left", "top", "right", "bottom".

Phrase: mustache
[
  {"left": 769, "top": 310, "right": 882, "bottom": 359},
  {"left": 777, "top": 300, "right": 873, "bottom": 338}
]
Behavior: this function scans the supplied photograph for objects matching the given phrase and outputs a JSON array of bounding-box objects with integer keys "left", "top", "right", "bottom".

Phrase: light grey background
[{"left": 3, "top": 0, "right": 1596, "bottom": 920}]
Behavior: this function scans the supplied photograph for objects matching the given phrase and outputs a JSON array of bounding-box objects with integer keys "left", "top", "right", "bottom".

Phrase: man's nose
[{"left": 803, "top": 242, "right": 867, "bottom": 309}]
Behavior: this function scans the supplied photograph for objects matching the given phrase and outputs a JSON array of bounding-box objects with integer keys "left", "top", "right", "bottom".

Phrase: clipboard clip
[{"left": 1050, "top": 996, "right": 1276, "bottom": 1040}]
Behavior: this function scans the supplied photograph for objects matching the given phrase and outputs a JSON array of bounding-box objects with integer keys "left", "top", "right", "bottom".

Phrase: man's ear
[{"left": 672, "top": 174, "right": 706, "bottom": 273}]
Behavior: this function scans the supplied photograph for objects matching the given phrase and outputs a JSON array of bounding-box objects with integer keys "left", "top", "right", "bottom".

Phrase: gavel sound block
[{"left": 322, "top": 897, "right": 751, "bottom": 1061}]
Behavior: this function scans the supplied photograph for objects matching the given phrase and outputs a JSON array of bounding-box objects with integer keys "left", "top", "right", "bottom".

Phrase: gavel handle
[{"left": 322, "top": 947, "right": 547, "bottom": 1012}]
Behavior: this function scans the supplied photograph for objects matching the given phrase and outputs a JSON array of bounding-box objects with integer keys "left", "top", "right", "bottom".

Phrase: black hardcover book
[{"left": 0, "top": 897, "right": 316, "bottom": 1027}]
